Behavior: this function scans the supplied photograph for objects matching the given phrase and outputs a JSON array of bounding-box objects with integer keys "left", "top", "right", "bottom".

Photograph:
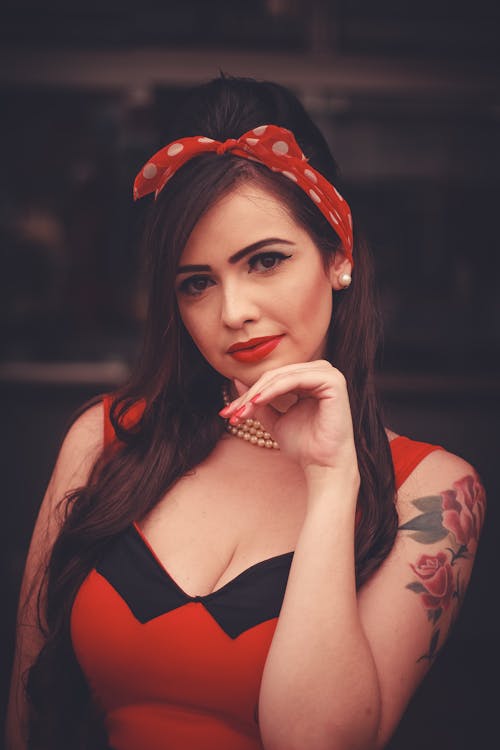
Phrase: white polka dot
[
  {"left": 281, "top": 170, "right": 297, "bottom": 182},
  {"left": 329, "top": 211, "right": 339, "bottom": 225},
  {"left": 272, "top": 140, "right": 289, "bottom": 155},
  {"left": 304, "top": 168, "right": 317, "bottom": 183},
  {"left": 167, "top": 143, "right": 184, "bottom": 156},
  {"left": 197, "top": 137, "right": 214, "bottom": 143},
  {"left": 309, "top": 189, "right": 321, "bottom": 203},
  {"left": 143, "top": 163, "right": 158, "bottom": 179},
  {"left": 245, "top": 138, "right": 259, "bottom": 146},
  {"left": 253, "top": 125, "right": 267, "bottom": 135},
  {"left": 332, "top": 186, "right": 343, "bottom": 201}
]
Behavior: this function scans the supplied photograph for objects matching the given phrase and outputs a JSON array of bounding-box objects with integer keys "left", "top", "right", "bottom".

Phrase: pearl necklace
[{"left": 222, "top": 386, "right": 279, "bottom": 450}]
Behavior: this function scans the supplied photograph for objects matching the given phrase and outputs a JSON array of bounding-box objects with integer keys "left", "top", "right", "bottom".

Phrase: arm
[
  {"left": 5, "top": 402, "right": 104, "bottom": 750},
  {"left": 357, "top": 450, "right": 485, "bottom": 747},
  {"left": 260, "top": 450, "right": 484, "bottom": 750},
  {"left": 222, "top": 365, "right": 485, "bottom": 750}
]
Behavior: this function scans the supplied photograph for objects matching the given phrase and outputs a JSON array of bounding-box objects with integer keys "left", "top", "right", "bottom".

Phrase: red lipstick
[{"left": 227, "top": 335, "right": 284, "bottom": 363}]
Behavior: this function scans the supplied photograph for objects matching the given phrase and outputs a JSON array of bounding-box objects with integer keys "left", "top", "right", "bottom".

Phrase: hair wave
[{"left": 26, "top": 73, "right": 397, "bottom": 748}]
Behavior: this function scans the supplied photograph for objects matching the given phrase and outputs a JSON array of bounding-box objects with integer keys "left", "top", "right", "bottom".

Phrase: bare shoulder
[
  {"left": 61, "top": 400, "right": 104, "bottom": 452},
  {"left": 396, "top": 446, "right": 485, "bottom": 528},
  {"left": 49, "top": 400, "right": 105, "bottom": 500},
  {"left": 6, "top": 401, "right": 105, "bottom": 750}
]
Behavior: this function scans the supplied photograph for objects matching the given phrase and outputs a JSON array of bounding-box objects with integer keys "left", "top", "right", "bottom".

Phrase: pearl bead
[{"left": 222, "top": 384, "right": 279, "bottom": 450}]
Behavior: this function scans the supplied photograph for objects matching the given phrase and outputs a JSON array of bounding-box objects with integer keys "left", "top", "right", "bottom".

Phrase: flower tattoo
[
  {"left": 407, "top": 552, "right": 454, "bottom": 623},
  {"left": 400, "top": 473, "right": 485, "bottom": 662},
  {"left": 441, "top": 475, "right": 485, "bottom": 548}
]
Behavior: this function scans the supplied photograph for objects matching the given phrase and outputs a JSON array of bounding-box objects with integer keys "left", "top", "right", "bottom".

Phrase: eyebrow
[{"left": 176, "top": 237, "right": 295, "bottom": 275}]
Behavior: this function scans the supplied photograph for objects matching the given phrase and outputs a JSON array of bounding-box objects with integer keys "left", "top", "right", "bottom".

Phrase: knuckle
[{"left": 330, "top": 367, "right": 347, "bottom": 385}]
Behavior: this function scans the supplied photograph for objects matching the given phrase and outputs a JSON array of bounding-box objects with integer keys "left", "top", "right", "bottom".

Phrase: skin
[
  {"left": 175, "top": 183, "right": 352, "bottom": 392},
  {"left": 174, "top": 182, "right": 485, "bottom": 748},
  {"left": 6, "top": 181, "right": 485, "bottom": 750}
]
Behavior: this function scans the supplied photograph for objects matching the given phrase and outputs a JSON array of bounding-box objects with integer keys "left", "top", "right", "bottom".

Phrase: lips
[
  {"left": 227, "top": 335, "right": 284, "bottom": 363},
  {"left": 227, "top": 336, "right": 282, "bottom": 353}
]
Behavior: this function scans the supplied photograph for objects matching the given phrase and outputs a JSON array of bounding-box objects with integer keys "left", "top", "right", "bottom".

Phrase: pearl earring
[{"left": 339, "top": 272, "right": 352, "bottom": 288}]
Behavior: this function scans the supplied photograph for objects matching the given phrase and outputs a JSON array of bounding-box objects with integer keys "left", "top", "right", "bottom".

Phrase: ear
[{"left": 327, "top": 250, "right": 352, "bottom": 291}]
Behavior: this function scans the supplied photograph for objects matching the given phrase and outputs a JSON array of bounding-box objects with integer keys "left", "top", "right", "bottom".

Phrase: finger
[
  {"left": 220, "top": 361, "right": 333, "bottom": 415},
  {"left": 235, "top": 400, "right": 281, "bottom": 433},
  {"left": 233, "top": 377, "right": 249, "bottom": 398},
  {"left": 244, "top": 368, "right": 341, "bottom": 412}
]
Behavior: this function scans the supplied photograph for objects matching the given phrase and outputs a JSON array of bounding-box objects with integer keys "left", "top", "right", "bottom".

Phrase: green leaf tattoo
[
  {"left": 411, "top": 495, "right": 443, "bottom": 513},
  {"left": 399, "top": 511, "right": 448, "bottom": 544}
]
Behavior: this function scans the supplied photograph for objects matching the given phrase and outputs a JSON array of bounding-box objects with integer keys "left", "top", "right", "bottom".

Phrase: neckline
[
  {"left": 130, "top": 436, "right": 404, "bottom": 600},
  {"left": 131, "top": 521, "right": 294, "bottom": 601}
]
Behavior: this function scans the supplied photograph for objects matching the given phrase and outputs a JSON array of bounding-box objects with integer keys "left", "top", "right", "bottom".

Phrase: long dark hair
[{"left": 26, "top": 73, "right": 397, "bottom": 748}]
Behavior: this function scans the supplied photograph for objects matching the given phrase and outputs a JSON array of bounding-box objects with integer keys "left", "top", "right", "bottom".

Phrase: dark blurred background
[{"left": 1, "top": 1, "right": 499, "bottom": 747}]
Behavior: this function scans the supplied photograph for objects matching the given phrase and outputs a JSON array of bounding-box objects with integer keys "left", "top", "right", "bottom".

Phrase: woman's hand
[{"left": 219, "top": 360, "right": 359, "bottom": 479}]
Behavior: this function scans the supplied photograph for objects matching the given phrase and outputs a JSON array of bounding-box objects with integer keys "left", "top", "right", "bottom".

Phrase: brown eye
[
  {"left": 249, "top": 252, "right": 292, "bottom": 273},
  {"left": 178, "top": 275, "right": 214, "bottom": 296}
]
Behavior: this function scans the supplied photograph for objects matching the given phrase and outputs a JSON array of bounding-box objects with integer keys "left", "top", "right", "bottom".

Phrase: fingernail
[
  {"left": 219, "top": 405, "right": 232, "bottom": 416},
  {"left": 250, "top": 393, "right": 262, "bottom": 404},
  {"left": 228, "top": 404, "right": 247, "bottom": 425}
]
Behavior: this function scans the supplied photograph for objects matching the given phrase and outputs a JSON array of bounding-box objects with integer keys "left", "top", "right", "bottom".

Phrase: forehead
[{"left": 179, "top": 183, "right": 307, "bottom": 262}]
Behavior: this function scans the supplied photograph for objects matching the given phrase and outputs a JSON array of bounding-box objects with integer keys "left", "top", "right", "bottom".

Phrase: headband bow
[{"left": 133, "top": 124, "right": 353, "bottom": 264}]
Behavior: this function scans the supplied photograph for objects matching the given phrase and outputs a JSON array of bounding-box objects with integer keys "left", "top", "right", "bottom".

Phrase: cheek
[{"left": 286, "top": 272, "right": 333, "bottom": 329}]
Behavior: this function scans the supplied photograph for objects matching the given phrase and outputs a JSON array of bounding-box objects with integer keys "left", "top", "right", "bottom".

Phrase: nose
[{"left": 220, "top": 281, "right": 260, "bottom": 329}]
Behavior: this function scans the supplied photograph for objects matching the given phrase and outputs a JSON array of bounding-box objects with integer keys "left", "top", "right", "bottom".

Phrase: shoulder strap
[
  {"left": 102, "top": 394, "right": 115, "bottom": 448},
  {"left": 390, "top": 436, "right": 444, "bottom": 490},
  {"left": 102, "top": 394, "right": 146, "bottom": 448}
]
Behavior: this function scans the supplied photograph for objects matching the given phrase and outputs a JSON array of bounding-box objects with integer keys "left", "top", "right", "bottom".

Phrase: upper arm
[
  {"left": 6, "top": 401, "right": 104, "bottom": 750},
  {"left": 357, "top": 449, "right": 486, "bottom": 749}
]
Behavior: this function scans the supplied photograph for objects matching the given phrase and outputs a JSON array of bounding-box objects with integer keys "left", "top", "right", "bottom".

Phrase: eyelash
[{"left": 177, "top": 251, "right": 292, "bottom": 297}]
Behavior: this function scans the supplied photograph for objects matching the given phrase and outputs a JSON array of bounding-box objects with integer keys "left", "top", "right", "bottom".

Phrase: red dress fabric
[{"left": 70, "top": 396, "right": 444, "bottom": 750}]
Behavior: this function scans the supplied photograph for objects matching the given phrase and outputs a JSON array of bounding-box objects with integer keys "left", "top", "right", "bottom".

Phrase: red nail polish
[
  {"left": 234, "top": 404, "right": 247, "bottom": 417},
  {"left": 219, "top": 405, "right": 231, "bottom": 416},
  {"left": 250, "top": 393, "right": 262, "bottom": 404}
]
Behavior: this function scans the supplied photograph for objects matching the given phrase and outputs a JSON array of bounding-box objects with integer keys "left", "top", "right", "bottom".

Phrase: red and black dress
[{"left": 71, "top": 397, "right": 443, "bottom": 750}]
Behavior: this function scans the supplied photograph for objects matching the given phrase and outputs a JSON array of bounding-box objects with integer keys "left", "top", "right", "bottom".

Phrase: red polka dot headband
[{"left": 133, "top": 124, "right": 353, "bottom": 264}]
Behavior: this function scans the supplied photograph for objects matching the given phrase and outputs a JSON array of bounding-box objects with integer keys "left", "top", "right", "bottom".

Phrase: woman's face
[{"left": 175, "top": 183, "right": 350, "bottom": 386}]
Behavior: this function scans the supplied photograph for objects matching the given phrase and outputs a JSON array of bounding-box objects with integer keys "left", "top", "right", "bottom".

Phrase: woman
[{"left": 7, "top": 74, "right": 486, "bottom": 750}]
